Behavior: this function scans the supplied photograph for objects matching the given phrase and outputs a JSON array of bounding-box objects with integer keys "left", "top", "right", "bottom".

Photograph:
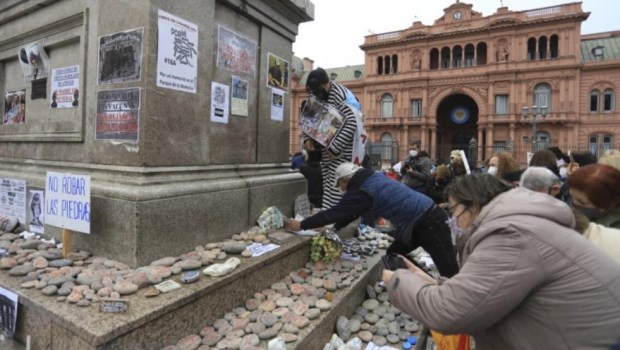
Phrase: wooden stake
[{"left": 62, "top": 228, "right": 72, "bottom": 258}]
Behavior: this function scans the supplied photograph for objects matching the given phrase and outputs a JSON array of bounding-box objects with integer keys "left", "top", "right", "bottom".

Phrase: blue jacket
[{"left": 301, "top": 168, "right": 434, "bottom": 243}]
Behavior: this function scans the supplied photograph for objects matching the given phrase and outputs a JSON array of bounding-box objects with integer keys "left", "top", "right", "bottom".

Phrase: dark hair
[
  {"left": 501, "top": 169, "right": 525, "bottom": 184},
  {"left": 446, "top": 174, "right": 512, "bottom": 210},
  {"left": 530, "top": 149, "right": 560, "bottom": 177},
  {"left": 546, "top": 146, "right": 563, "bottom": 160},
  {"left": 417, "top": 150, "right": 429, "bottom": 158},
  {"left": 567, "top": 164, "right": 620, "bottom": 209},
  {"left": 571, "top": 151, "right": 597, "bottom": 166},
  {"left": 306, "top": 68, "right": 329, "bottom": 94}
]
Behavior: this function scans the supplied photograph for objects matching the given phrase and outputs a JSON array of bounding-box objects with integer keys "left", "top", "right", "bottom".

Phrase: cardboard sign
[{"left": 45, "top": 172, "right": 91, "bottom": 234}]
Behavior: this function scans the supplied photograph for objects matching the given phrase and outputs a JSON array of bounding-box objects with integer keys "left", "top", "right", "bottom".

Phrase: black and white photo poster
[
  {"left": 28, "top": 190, "right": 44, "bottom": 233},
  {"left": 0, "top": 287, "right": 18, "bottom": 338},
  {"left": 210, "top": 82, "right": 229, "bottom": 124},
  {"left": 98, "top": 28, "right": 143, "bottom": 84}
]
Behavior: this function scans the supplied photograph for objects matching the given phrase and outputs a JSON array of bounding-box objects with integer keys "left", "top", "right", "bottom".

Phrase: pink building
[{"left": 290, "top": 1, "right": 620, "bottom": 168}]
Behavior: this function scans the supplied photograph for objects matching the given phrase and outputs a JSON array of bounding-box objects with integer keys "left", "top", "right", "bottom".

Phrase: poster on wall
[
  {"left": 216, "top": 25, "right": 257, "bottom": 78},
  {"left": 96, "top": 88, "right": 140, "bottom": 142},
  {"left": 18, "top": 40, "right": 50, "bottom": 82},
  {"left": 97, "top": 28, "right": 143, "bottom": 84},
  {"left": 157, "top": 10, "right": 198, "bottom": 93},
  {"left": 3, "top": 90, "right": 26, "bottom": 125},
  {"left": 0, "top": 178, "right": 26, "bottom": 225},
  {"left": 28, "top": 190, "right": 44, "bottom": 234},
  {"left": 270, "top": 88, "right": 284, "bottom": 122},
  {"left": 210, "top": 82, "right": 229, "bottom": 124},
  {"left": 0, "top": 286, "right": 18, "bottom": 338},
  {"left": 266, "top": 53, "right": 289, "bottom": 91},
  {"left": 231, "top": 76, "right": 248, "bottom": 117},
  {"left": 50, "top": 65, "right": 80, "bottom": 108}
]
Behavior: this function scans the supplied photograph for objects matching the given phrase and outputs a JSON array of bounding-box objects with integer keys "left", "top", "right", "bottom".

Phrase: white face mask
[
  {"left": 409, "top": 150, "right": 418, "bottom": 157},
  {"left": 487, "top": 166, "right": 498, "bottom": 176}
]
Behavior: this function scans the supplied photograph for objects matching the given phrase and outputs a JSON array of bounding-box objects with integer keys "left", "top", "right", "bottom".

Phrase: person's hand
[
  {"left": 303, "top": 139, "right": 315, "bottom": 152},
  {"left": 398, "top": 254, "right": 437, "bottom": 284},
  {"left": 382, "top": 269, "right": 394, "bottom": 286},
  {"left": 286, "top": 219, "right": 301, "bottom": 232},
  {"left": 567, "top": 161, "right": 579, "bottom": 176},
  {"left": 438, "top": 202, "right": 449, "bottom": 209}
]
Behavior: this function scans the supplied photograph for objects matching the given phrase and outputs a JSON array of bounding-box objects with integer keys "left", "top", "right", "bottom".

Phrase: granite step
[{"left": 0, "top": 234, "right": 313, "bottom": 350}]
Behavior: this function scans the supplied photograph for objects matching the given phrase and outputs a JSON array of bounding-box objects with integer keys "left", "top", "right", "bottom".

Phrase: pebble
[
  {"left": 272, "top": 307, "right": 289, "bottom": 318},
  {"left": 176, "top": 259, "right": 202, "bottom": 271},
  {"left": 275, "top": 297, "right": 293, "bottom": 308},
  {"left": 258, "top": 300, "right": 276, "bottom": 312},
  {"left": 282, "top": 324, "right": 299, "bottom": 334},
  {"left": 9, "top": 264, "right": 35, "bottom": 276},
  {"left": 67, "top": 290, "right": 83, "bottom": 303},
  {"left": 404, "top": 322, "right": 419, "bottom": 332},
  {"left": 279, "top": 332, "right": 298, "bottom": 343},
  {"left": 240, "top": 334, "right": 260, "bottom": 348},
  {"left": 362, "top": 299, "right": 379, "bottom": 311},
  {"left": 245, "top": 298, "right": 260, "bottom": 311},
  {"left": 0, "top": 257, "right": 18, "bottom": 269},
  {"left": 323, "top": 279, "right": 337, "bottom": 292},
  {"left": 387, "top": 334, "right": 400, "bottom": 344},
  {"left": 113, "top": 281, "right": 139, "bottom": 295},
  {"left": 290, "top": 315, "right": 309, "bottom": 329},
  {"left": 21, "top": 280, "right": 37, "bottom": 289},
  {"left": 201, "top": 330, "right": 221, "bottom": 346},
  {"left": 77, "top": 299, "right": 90, "bottom": 307},
  {"left": 305, "top": 308, "right": 321, "bottom": 320},
  {"left": 176, "top": 334, "right": 201, "bottom": 350},
  {"left": 372, "top": 335, "right": 387, "bottom": 346},
  {"left": 150, "top": 257, "right": 177, "bottom": 267},
  {"left": 336, "top": 316, "right": 351, "bottom": 340},
  {"left": 49, "top": 259, "right": 73, "bottom": 268},
  {"left": 259, "top": 313, "right": 278, "bottom": 327},
  {"left": 258, "top": 327, "right": 278, "bottom": 340},
  {"left": 315, "top": 299, "right": 332, "bottom": 311},
  {"left": 222, "top": 242, "right": 247, "bottom": 254},
  {"left": 41, "top": 285, "right": 58, "bottom": 296},
  {"left": 364, "top": 313, "right": 379, "bottom": 324},
  {"left": 358, "top": 330, "right": 373, "bottom": 342}
]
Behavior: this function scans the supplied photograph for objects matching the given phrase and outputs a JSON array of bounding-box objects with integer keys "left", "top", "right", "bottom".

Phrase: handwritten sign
[
  {"left": 45, "top": 172, "right": 91, "bottom": 234},
  {"left": 157, "top": 10, "right": 198, "bottom": 93},
  {"left": 100, "top": 299, "right": 128, "bottom": 313}
]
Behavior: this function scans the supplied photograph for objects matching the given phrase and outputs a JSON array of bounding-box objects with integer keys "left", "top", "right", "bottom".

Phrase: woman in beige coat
[{"left": 383, "top": 174, "right": 620, "bottom": 349}]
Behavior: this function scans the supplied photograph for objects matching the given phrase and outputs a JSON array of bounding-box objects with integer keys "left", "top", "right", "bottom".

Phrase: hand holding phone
[{"left": 381, "top": 253, "right": 407, "bottom": 271}]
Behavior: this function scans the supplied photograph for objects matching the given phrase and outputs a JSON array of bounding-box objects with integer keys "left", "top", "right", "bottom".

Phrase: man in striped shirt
[{"left": 303, "top": 68, "right": 358, "bottom": 209}]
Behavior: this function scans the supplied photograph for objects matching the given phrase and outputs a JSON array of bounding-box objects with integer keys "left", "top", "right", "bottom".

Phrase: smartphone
[{"left": 381, "top": 253, "right": 407, "bottom": 271}]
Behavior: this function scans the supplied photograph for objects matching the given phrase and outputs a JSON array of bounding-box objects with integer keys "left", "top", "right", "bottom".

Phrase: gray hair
[{"left": 519, "top": 167, "right": 561, "bottom": 192}]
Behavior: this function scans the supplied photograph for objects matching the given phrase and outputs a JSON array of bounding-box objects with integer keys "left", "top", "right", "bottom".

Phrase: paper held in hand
[{"left": 299, "top": 98, "right": 344, "bottom": 147}]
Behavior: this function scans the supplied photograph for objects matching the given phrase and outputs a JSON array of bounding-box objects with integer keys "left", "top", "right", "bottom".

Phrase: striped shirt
[{"left": 303, "top": 81, "right": 357, "bottom": 209}]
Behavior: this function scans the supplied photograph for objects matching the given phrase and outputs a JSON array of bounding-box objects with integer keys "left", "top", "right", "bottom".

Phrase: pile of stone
[
  {"left": 160, "top": 259, "right": 370, "bottom": 350},
  {"left": 323, "top": 281, "right": 421, "bottom": 349},
  {"left": 341, "top": 226, "right": 393, "bottom": 259},
  {"left": 0, "top": 225, "right": 279, "bottom": 308}
]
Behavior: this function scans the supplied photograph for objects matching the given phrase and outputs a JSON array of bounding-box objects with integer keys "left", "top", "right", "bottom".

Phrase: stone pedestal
[{"left": 0, "top": 0, "right": 314, "bottom": 266}]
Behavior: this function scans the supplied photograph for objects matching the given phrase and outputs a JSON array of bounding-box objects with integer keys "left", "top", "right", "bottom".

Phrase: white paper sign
[
  {"left": 210, "top": 82, "right": 229, "bottom": 124},
  {"left": 50, "top": 65, "right": 80, "bottom": 108},
  {"left": 0, "top": 286, "right": 18, "bottom": 338},
  {"left": 231, "top": 76, "right": 248, "bottom": 117},
  {"left": 270, "top": 88, "right": 284, "bottom": 122},
  {"left": 0, "top": 178, "right": 26, "bottom": 225},
  {"left": 246, "top": 242, "right": 280, "bottom": 257},
  {"left": 45, "top": 172, "right": 91, "bottom": 234},
  {"left": 157, "top": 9, "right": 198, "bottom": 93}
]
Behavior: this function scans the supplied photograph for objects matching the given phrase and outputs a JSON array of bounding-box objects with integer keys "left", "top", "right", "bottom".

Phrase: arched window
[
  {"left": 464, "top": 44, "right": 475, "bottom": 66},
  {"left": 380, "top": 94, "right": 393, "bottom": 118},
  {"left": 527, "top": 37, "right": 536, "bottom": 60},
  {"left": 476, "top": 42, "right": 487, "bottom": 65},
  {"left": 538, "top": 36, "right": 547, "bottom": 59},
  {"left": 604, "top": 89, "right": 615, "bottom": 112},
  {"left": 430, "top": 48, "right": 439, "bottom": 70},
  {"left": 377, "top": 56, "right": 383, "bottom": 75},
  {"left": 380, "top": 133, "right": 394, "bottom": 160},
  {"left": 589, "top": 136, "right": 598, "bottom": 155},
  {"left": 392, "top": 54, "right": 398, "bottom": 73},
  {"left": 533, "top": 83, "right": 552, "bottom": 112},
  {"left": 550, "top": 34, "right": 559, "bottom": 58},
  {"left": 384, "top": 55, "right": 391, "bottom": 75},
  {"left": 453, "top": 45, "right": 462, "bottom": 67},
  {"left": 590, "top": 89, "right": 600, "bottom": 112},
  {"left": 441, "top": 47, "right": 450, "bottom": 68},
  {"left": 603, "top": 135, "right": 613, "bottom": 151}
]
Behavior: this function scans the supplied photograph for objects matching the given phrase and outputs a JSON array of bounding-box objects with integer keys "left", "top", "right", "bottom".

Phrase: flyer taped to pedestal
[{"left": 299, "top": 97, "right": 343, "bottom": 147}]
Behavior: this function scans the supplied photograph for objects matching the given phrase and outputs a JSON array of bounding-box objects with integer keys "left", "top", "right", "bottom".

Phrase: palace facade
[{"left": 289, "top": 1, "right": 620, "bottom": 167}]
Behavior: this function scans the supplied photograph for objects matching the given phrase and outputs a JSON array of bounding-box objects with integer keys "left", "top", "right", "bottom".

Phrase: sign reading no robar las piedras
[{"left": 45, "top": 172, "right": 91, "bottom": 234}]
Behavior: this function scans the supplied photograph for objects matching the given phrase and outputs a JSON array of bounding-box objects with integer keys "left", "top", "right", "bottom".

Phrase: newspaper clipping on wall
[{"left": 96, "top": 88, "right": 140, "bottom": 142}]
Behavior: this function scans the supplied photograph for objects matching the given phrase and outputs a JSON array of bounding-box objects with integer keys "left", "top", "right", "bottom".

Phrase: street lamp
[{"left": 521, "top": 105, "right": 548, "bottom": 151}]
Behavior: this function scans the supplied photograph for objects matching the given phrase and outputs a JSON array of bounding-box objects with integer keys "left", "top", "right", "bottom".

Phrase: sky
[{"left": 292, "top": 0, "right": 620, "bottom": 69}]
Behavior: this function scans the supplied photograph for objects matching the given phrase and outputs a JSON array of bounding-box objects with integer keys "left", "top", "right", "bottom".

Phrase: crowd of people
[
  {"left": 289, "top": 69, "right": 620, "bottom": 347},
  {"left": 290, "top": 139, "right": 620, "bottom": 348}
]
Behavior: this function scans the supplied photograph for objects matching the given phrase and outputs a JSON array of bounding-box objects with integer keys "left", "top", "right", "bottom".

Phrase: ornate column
[
  {"left": 486, "top": 125, "right": 494, "bottom": 149},
  {"left": 430, "top": 127, "right": 437, "bottom": 161},
  {"left": 477, "top": 127, "right": 484, "bottom": 163},
  {"left": 509, "top": 123, "right": 515, "bottom": 143},
  {"left": 420, "top": 125, "right": 428, "bottom": 151}
]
